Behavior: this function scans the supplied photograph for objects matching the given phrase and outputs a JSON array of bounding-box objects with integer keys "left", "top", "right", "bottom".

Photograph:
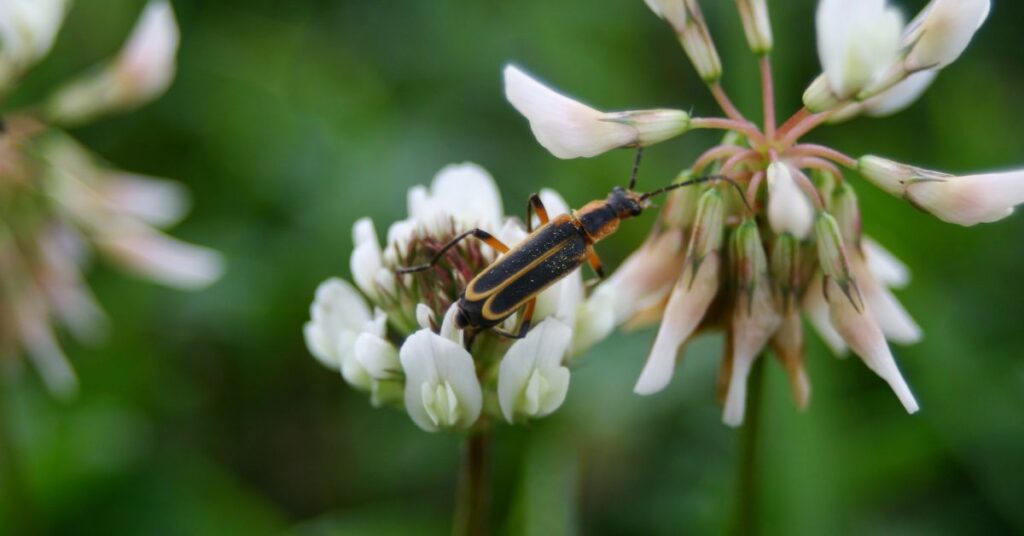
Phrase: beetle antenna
[
  {"left": 628, "top": 147, "right": 644, "bottom": 191},
  {"left": 640, "top": 174, "right": 753, "bottom": 213}
]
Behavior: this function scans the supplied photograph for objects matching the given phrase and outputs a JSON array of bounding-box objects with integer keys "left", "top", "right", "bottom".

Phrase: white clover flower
[
  {"left": 306, "top": 162, "right": 594, "bottom": 431},
  {"left": 903, "top": 0, "right": 990, "bottom": 71},
  {"left": 497, "top": 319, "right": 572, "bottom": 423},
  {"left": 400, "top": 328, "right": 483, "bottom": 432},
  {"left": 767, "top": 162, "right": 815, "bottom": 240},
  {"left": 815, "top": 0, "right": 904, "bottom": 100},
  {"left": 303, "top": 278, "right": 379, "bottom": 391},
  {"left": 859, "top": 156, "right": 1024, "bottom": 226},
  {"left": 0, "top": 0, "right": 68, "bottom": 90},
  {"left": 504, "top": 65, "right": 690, "bottom": 159},
  {"left": 47, "top": 0, "right": 180, "bottom": 124}
]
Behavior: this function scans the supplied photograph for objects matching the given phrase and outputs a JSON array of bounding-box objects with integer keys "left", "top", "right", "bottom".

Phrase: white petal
[
  {"left": 439, "top": 303, "right": 464, "bottom": 346},
  {"left": 904, "top": 0, "right": 990, "bottom": 70},
  {"left": 400, "top": 330, "right": 482, "bottom": 432},
  {"left": 863, "top": 70, "right": 938, "bottom": 117},
  {"left": 430, "top": 162, "right": 504, "bottom": 232},
  {"left": 723, "top": 280, "right": 781, "bottom": 427},
  {"left": 416, "top": 303, "right": 436, "bottom": 331},
  {"left": 0, "top": 0, "right": 69, "bottom": 87},
  {"left": 825, "top": 279, "right": 919, "bottom": 413},
  {"left": 116, "top": 0, "right": 179, "bottom": 104},
  {"left": 907, "top": 170, "right": 1024, "bottom": 226},
  {"left": 635, "top": 254, "right": 719, "bottom": 395},
  {"left": 851, "top": 255, "right": 921, "bottom": 344},
  {"left": 350, "top": 218, "right": 391, "bottom": 301},
  {"left": 96, "top": 225, "right": 224, "bottom": 290},
  {"left": 602, "top": 230, "right": 687, "bottom": 325},
  {"left": 305, "top": 278, "right": 373, "bottom": 370},
  {"left": 355, "top": 332, "right": 402, "bottom": 381},
  {"left": 816, "top": 0, "right": 904, "bottom": 98},
  {"left": 504, "top": 65, "right": 636, "bottom": 159},
  {"left": 100, "top": 172, "right": 189, "bottom": 227},
  {"left": 803, "top": 273, "right": 849, "bottom": 357},
  {"left": 767, "top": 163, "right": 814, "bottom": 240},
  {"left": 497, "top": 319, "right": 573, "bottom": 422},
  {"left": 570, "top": 285, "right": 617, "bottom": 357},
  {"left": 862, "top": 236, "right": 911, "bottom": 289}
]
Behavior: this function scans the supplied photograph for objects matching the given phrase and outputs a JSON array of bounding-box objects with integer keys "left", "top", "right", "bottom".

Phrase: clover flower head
[
  {"left": 500, "top": 0, "right": 1018, "bottom": 426},
  {"left": 0, "top": 2, "right": 221, "bottom": 397}
]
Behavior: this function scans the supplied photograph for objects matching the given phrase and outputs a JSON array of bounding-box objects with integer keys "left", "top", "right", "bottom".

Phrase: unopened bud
[
  {"left": 802, "top": 74, "right": 843, "bottom": 113},
  {"left": 603, "top": 109, "right": 691, "bottom": 147},
  {"left": 731, "top": 219, "right": 768, "bottom": 302},
  {"left": 735, "top": 0, "right": 773, "bottom": 54},
  {"left": 679, "top": 20, "right": 723, "bottom": 83},
  {"left": 770, "top": 233, "right": 800, "bottom": 312},
  {"left": 814, "top": 212, "right": 862, "bottom": 312},
  {"left": 687, "top": 188, "right": 726, "bottom": 271},
  {"left": 662, "top": 170, "right": 704, "bottom": 230},
  {"left": 644, "top": 0, "right": 688, "bottom": 33},
  {"left": 810, "top": 169, "right": 838, "bottom": 210},
  {"left": 858, "top": 155, "right": 950, "bottom": 197},
  {"left": 831, "top": 182, "right": 862, "bottom": 246}
]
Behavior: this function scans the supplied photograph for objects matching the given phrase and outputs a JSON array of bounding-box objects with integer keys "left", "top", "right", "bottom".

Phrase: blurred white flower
[
  {"left": 862, "top": 70, "right": 938, "bottom": 117},
  {"left": 48, "top": 0, "right": 180, "bottom": 124},
  {"left": 303, "top": 278, "right": 378, "bottom": 391},
  {"left": 0, "top": 0, "right": 69, "bottom": 90},
  {"left": 504, "top": 65, "right": 690, "bottom": 159},
  {"left": 903, "top": 0, "right": 990, "bottom": 71},
  {"left": 497, "top": 319, "right": 572, "bottom": 422},
  {"left": 767, "top": 162, "right": 814, "bottom": 240}
]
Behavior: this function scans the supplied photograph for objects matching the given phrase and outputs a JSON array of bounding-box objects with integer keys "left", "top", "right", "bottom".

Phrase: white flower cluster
[
  {"left": 0, "top": 1, "right": 222, "bottom": 396},
  {"left": 496, "top": 0, "right": 1020, "bottom": 426},
  {"left": 305, "top": 164, "right": 591, "bottom": 432}
]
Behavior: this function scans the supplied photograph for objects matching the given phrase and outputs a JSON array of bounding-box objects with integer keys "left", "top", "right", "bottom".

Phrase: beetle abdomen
[{"left": 458, "top": 216, "right": 587, "bottom": 329}]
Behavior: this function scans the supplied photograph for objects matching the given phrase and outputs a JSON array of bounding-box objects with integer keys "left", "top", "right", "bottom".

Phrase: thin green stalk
[
  {"left": 453, "top": 427, "right": 492, "bottom": 536},
  {"left": 0, "top": 365, "right": 36, "bottom": 535},
  {"left": 732, "top": 356, "right": 765, "bottom": 536}
]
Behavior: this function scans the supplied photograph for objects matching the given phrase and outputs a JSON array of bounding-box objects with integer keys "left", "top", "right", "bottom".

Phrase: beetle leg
[
  {"left": 492, "top": 298, "right": 537, "bottom": 340},
  {"left": 585, "top": 245, "right": 606, "bottom": 279},
  {"left": 396, "top": 228, "right": 510, "bottom": 274},
  {"left": 526, "top": 193, "right": 550, "bottom": 232}
]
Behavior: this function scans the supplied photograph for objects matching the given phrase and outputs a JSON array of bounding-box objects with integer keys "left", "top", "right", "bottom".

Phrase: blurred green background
[{"left": 2, "top": 0, "right": 1024, "bottom": 534}]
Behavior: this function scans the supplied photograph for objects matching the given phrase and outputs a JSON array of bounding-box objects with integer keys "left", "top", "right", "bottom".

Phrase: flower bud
[
  {"left": 814, "top": 213, "right": 862, "bottom": 312},
  {"left": 643, "top": 0, "right": 688, "bottom": 33},
  {"left": 504, "top": 65, "right": 690, "bottom": 158},
  {"left": 635, "top": 189, "right": 724, "bottom": 395},
  {"left": 831, "top": 182, "right": 862, "bottom": 246},
  {"left": 678, "top": 16, "right": 723, "bottom": 84},
  {"left": 602, "top": 109, "right": 691, "bottom": 147},
  {"left": 802, "top": 74, "right": 843, "bottom": 113},
  {"left": 723, "top": 220, "right": 781, "bottom": 427},
  {"left": 771, "top": 233, "right": 800, "bottom": 312},
  {"left": 903, "top": 0, "right": 990, "bottom": 71},
  {"left": 735, "top": 0, "right": 773, "bottom": 54},
  {"left": 767, "top": 162, "right": 815, "bottom": 240}
]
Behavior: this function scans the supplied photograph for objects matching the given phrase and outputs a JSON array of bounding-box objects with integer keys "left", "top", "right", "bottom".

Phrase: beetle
[{"left": 397, "top": 150, "right": 744, "bottom": 341}]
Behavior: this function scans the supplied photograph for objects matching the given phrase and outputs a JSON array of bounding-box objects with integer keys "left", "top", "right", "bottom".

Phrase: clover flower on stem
[
  {"left": 505, "top": 0, "right": 1015, "bottom": 430},
  {"left": 0, "top": 1, "right": 222, "bottom": 397}
]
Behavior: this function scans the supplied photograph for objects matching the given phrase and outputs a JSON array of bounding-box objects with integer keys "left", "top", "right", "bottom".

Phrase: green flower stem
[
  {"left": 732, "top": 356, "right": 765, "bottom": 536},
  {"left": 453, "top": 426, "right": 492, "bottom": 536},
  {"left": 0, "top": 365, "right": 36, "bottom": 535}
]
